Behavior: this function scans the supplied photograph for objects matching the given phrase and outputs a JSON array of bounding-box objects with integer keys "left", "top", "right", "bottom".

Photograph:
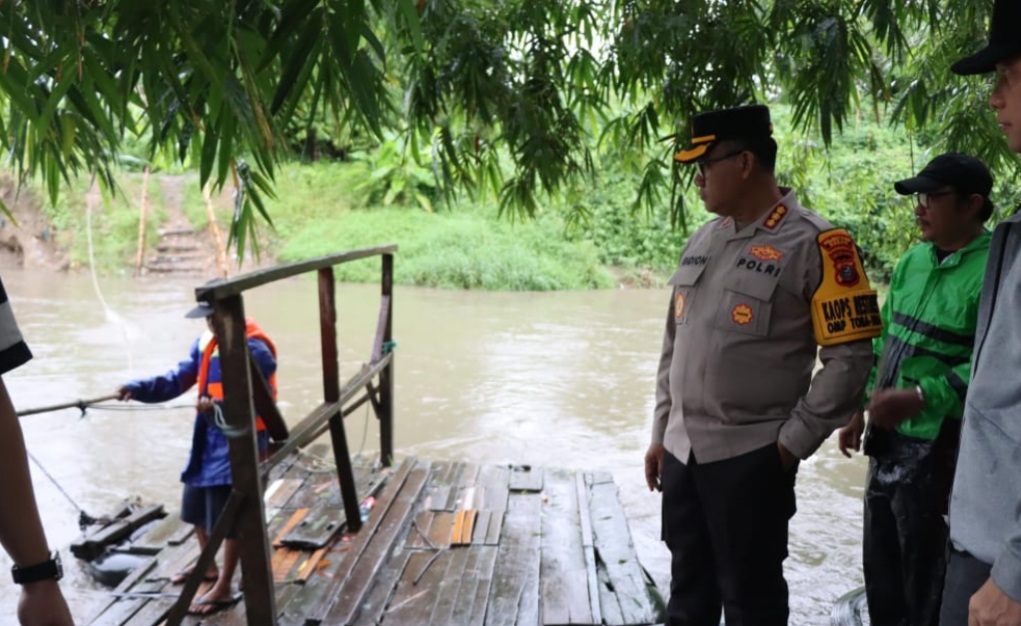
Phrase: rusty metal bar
[
  {"left": 319, "top": 266, "right": 362, "bottom": 533},
  {"left": 209, "top": 296, "right": 277, "bottom": 625}
]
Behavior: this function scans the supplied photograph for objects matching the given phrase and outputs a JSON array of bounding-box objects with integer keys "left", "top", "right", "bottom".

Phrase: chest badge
[
  {"left": 675, "top": 292, "right": 686, "bottom": 321},
  {"left": 731, "top": 303, "right": 754, "bottom": 326},
  {"left": 749, "top": 245, "right": 784, "bottom": 262}
]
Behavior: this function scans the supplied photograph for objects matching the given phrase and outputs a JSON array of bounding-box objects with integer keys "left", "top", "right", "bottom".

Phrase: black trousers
[
  {"left": 939, "top": 549, "right": 992, "bottom": 625},
  {"left": 661, "top": 444, "right": 796, "bottom": 626},
  {"left": 862, "top": 423, "right": 960, "bottom": 626}
]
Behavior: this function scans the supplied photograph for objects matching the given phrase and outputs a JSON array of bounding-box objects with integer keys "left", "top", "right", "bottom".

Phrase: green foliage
[
  {"left": 262, "top": 162, "right": 612, "bottom": 290},
  {"left": 0, "top": 0, "right": 1015, "bottom": 249},
  {"left": 352, "top": 133, "right": 438, "bottom": 212},
  {"left": 40, "top": 173, "right": 167, "bottom": 273}
]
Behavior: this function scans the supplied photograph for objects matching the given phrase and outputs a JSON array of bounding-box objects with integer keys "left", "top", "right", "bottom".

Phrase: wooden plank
[
  {"left": 264, "top": 477, "right": 306, "bottom": 512},
  {"left": 485, "top": 493, "right": 542, "bottom": 626},
  {"left": 295, "top": 545, "right": 330, "bottom": 582},
  {"left": 125, "top": 596, "right": 175, "bottom": 626},
  {"left": 540, "top": 468, "right": 592, "bottom": 625},
  {"left": 377, "top": 253, "right": 394, "bottom": 466},
  {"left": 320, "top": 463, "right": 431, "bottom": 625},
  {"left": 427, "top": 512, "right": 454, "bottom": 550},
  {"left": 288, "top": 458, "right": 416, "bottom": 624},
  {"left": 426, "top": 486, "right": 452, "bottom": 511},
  {"left": 273, "top": 509, "right": 310, "bottom": 547},
  {"left": 576, "top": 473, "right": 602, "bottom": 625},
  {"left": 451, "top": 546, "right": 499, "bottom": 626},
  {"left": 589, "top": 481, "right": 660, "bottom": 626},
  {"left": 477, "top": 464, "right": 511, "bottom": 511},
  {"left": 509, "top": 465, "right": 544, "bottom": 493},
  {"left": 428, "top": 546, "right": 472, "bottom": 624},
  {"left": 379, "top": 551, "right": 442, "bottom": 624},
  {"left": 276, "top": 542, "right": 351, "bottom": 626},
  {"left": 130, "top": 516, "right": 191, "bottom": 555},
  {"left": 451, "top": 510, "right": 467, "bottom": 546},
  {"left": 460, "top": 510, "right": 477, "bottom": 545},
  {"left": 280, "top": 504, "right": 343, "bottom": 549},
  {"left": 350, "top": 550, "right": 412, "bottom": 626},
  {"left": 273, "top": 548, "right": 305, "bottom": 583},
  {"left": 72, "top": 505, "right": 167, "bottom": 560},
  {"left": 86, "top": 558, "right": 159, "bottom": 624},
  {"left": 585, "top": 471, "right": 614, "bottom": 486},
  {"left": 405, "top": 511, "right": 436, "bottom": 550}
]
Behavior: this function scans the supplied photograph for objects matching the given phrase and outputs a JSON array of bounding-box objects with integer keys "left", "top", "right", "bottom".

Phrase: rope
[{"left": 26, "top": 450, "right": 105, "bottom": 530}]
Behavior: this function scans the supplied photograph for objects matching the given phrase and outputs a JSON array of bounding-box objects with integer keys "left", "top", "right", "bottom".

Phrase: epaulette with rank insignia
[{"left": 762, "top": 204, "right": 788, "bottom": 231}]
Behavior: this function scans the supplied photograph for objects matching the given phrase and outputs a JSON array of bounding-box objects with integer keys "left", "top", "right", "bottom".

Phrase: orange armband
[{"left": 811, "top": 229, "right": 883, "bottom": 346}]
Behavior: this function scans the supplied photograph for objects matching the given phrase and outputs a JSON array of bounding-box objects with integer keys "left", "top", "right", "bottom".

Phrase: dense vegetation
[
  {"left": 0, "top": 0, "right": 1017, "bottom": 254},
  {"left": 41, "top": 107, "right": 1017, "bottom": 290}
]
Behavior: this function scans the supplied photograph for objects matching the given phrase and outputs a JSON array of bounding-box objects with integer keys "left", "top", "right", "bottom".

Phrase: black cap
[
  {"left": 184, "top": 300, "right": 215, "bottom": 319},
  {"left": 951, "top": 0, "right": 1021, "bottom": 75},
  {"left": 674, "top": 105, "right": 774, "bottom": 163},
  {"left": 893, "top": 153, "right": 993, "bottom": 197}
]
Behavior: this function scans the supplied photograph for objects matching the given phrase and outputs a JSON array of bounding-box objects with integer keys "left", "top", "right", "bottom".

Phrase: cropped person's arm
[{"left": 0, "top": 377, "right": 73, "bottom": 626}]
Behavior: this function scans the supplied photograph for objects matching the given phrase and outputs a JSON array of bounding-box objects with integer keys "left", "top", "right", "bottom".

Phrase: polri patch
[
  {"left": 749, "top": 245, "right": 783, "bottom": 262},
  {"left": 818, "top": 230, "right": 860, "bottom": 287},
  {"left": 731, "top": 304, "right": 754, "bottom": 326}
]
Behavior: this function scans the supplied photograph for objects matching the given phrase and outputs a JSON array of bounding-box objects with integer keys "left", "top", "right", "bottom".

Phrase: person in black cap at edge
[
  {"left": 939, "top": 0, "right": 1021, "bottom": 624},
  {"left": 115, "top": 299, "right": 278, "bottom": 617},
  {"left": 643, "top": 103, "right": 880, "bottom": 625},
  {"left": 836, "top": 153, "right": 994, "bottom": 626}
]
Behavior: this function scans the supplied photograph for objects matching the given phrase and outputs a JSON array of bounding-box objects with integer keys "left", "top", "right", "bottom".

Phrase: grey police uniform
[{"left": 652, "top": 188, "right": 877, "bottom": 465}]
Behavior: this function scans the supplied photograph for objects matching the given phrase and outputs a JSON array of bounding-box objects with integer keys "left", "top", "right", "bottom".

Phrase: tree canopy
[{"left": 0, "top": 0, "right": 1013, "bottom": 249}]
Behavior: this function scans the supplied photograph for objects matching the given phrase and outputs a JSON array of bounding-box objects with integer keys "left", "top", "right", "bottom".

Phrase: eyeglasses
[
  {"left": 915, "top": 190, "right": 955, "bottom": 208},
  {"left": 695, "top": 150, "right": 744, "bottom": 177}
]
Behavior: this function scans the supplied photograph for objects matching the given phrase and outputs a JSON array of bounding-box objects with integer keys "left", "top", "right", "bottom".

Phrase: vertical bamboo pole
[
  {"left": 204, "top": 184, "right": 230, "bottom": 278},
  {"left": 134, "top": 167, "right": 150, "bottom": 274}
]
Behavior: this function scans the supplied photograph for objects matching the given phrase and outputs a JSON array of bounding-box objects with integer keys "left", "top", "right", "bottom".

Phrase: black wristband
[{"left": 12, "top": 551, "right": 62, "bottom": 585}]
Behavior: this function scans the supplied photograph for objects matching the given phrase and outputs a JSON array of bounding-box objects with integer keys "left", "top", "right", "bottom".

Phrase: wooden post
[
  {"left": 134, "top": 167, "right": 150, "bottom": 275},
  {"left": 379, "top": 254, "right": 395, "bottom": 467},
  {"left": 210, "top": 295, "right": 277, "bottom": 625},
  {"left": 318, "top": 267, "right": 363, "bottom": 533}
]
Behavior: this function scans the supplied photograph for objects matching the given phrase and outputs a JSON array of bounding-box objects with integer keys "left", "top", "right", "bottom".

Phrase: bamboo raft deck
[{"left": 85, "top": 454, "right": 664, "bottom": 626}]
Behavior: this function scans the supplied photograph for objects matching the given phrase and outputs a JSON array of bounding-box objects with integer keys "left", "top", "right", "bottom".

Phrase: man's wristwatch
[{"left": 12, "top": 551, "right": 62, "bottom": 584}]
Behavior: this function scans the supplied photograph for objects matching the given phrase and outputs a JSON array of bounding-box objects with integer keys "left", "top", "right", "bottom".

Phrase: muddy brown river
[{"left": 0, "top": 269, "right": 870, "bottom": 624}]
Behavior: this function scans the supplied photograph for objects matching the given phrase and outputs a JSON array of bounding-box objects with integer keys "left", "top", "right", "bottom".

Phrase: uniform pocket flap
[
  {"left": 668, "top": 264, "right": 706, "bottom": 287},
  {"left": 723, "top": 272, "right": 778, "bottom": 301}
]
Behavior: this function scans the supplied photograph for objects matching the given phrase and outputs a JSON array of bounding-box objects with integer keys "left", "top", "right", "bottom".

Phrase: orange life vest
[{"left": 196, "top": 318, "right": 277, "bottom": 432}]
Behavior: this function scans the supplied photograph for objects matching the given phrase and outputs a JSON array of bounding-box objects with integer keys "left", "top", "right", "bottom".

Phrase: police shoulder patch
[{"left": 811, "top": 228, "right": 882, "bottom": 346}]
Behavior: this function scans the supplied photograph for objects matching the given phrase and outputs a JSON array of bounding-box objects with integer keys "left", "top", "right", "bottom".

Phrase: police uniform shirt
[
  {"left": 0, "top": 275, "right": 31, "bottom": 376},
  {"left": 652, "top": 188, "right": 878, "bottom": 464}
]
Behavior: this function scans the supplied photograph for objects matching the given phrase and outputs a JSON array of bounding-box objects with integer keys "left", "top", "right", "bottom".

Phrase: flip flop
[
  {"left": 170, "top": 569, "right": 219, "bottom": 585},
  {"left": 187, "top": 592, "right": 242, "bottom": 616}
]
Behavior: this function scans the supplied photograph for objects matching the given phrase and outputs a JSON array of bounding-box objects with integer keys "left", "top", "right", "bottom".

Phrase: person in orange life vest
[{"left": 116, "top": 300, "right": 277, "bottom": 616}]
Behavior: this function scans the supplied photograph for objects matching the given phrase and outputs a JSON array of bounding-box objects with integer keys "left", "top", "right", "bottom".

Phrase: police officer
[{"left": 644, "top": 104, "right": 879, "bottom": 625}]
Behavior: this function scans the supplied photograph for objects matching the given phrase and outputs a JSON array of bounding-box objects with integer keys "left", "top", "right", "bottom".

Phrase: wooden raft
[{"left": 86, "top": 456, "right": 664, "bottom": 626}]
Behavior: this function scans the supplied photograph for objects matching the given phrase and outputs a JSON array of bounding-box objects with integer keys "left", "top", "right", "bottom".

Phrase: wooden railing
[{"left": 164, "top": 244, "right": 397, "bottom": 626}]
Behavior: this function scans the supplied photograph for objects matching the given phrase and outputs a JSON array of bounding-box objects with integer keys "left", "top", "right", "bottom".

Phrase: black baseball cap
[
  {"left": 184, "top": 300, "right": 214, "bottom": 319},
  {"left": 951, "top": 0, "right": 1021, "bottom": 76},
  {"left": 893, "top": 153, "right": 993, "bottom": 197},
  {"left": 674, "top": 105, "right": 774, "bottom": 163}
]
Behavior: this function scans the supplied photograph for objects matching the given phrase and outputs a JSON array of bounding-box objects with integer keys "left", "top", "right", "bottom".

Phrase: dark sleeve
[
  {"left": 249, "top": 338, "right": 277, "bottom": 382},
  {"left": 0, "top": 276, "right": 32, "bottom": 375},
  {"left": 122, "top": 339, "right": 201, "bottom": 403}
]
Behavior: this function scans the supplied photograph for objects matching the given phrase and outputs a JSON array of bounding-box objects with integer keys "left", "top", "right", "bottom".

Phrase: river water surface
[{"left": 0, "top": 269, "right": 870, "bottom": 624}]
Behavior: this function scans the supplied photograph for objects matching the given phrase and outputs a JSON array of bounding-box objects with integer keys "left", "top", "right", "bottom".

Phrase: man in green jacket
[{"left": 838, "top": 153, "right": 993, "bottom": 626}]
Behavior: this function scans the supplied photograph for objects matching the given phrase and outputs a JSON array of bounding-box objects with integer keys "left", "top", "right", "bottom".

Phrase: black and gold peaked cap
[{"left": 674, "top": 104, "right": 774, "bottom": 163}]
